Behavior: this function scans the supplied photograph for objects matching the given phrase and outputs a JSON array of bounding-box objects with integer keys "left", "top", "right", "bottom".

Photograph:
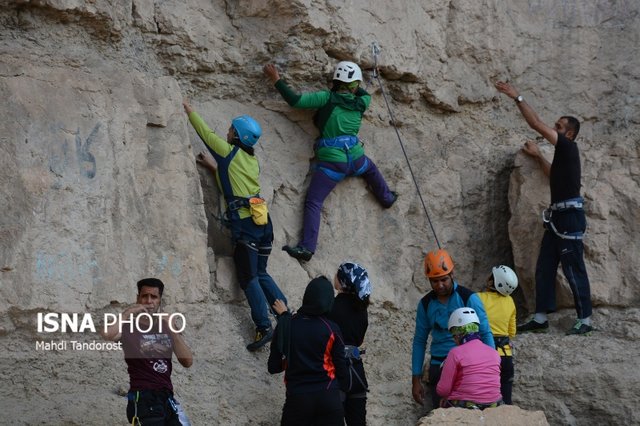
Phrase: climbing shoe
[
  {"left": 282, "top": 245, "right": 313, "bottom": 261},
  {"left": 246, "top": 327, "right": 273, "bottom": 352},
  {"left": 517, "top": 319, "right": 549, "bottom": 333},
  {"left": 384, "top": 191, "right": 398, "bottom": 209},
  {"left": 566, "top": 320, "right": 593, "bottom": 336}
]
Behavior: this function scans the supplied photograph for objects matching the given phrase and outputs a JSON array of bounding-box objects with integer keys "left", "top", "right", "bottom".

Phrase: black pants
[
  {"left": 344, "top": 394, "right": 366, "bottom": 425},
  {"left": 428, "top": 363, "right": 443, "bottom": 409},
  {"left": 344, "top": 360, "right": 367, "bottom": 425},
  {"left": 281, "top": 389, "right": 344, "bottom": 426},
  {"left": 500, "top": 356, "right": 514, "bottom": 405},
  {"left": 536, "top": 209, "right": 592, "bottom": 319},
  {"left": 126, "top": 390, "right": 181, "bottom": 426}
]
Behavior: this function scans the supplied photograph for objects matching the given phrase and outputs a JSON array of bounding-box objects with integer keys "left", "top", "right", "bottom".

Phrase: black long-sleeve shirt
[
  {"left": 327, "top": 293, "right": 368, "bottom": 347},
  {"left": 268, "top": 313, "right": 348, "bottom": 395}
]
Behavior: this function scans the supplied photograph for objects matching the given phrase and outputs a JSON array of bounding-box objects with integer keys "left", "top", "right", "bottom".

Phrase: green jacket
[
  {"left": 274, "top": 80, "right": 370, "bottom": 163},
  {"left": 188, "top": 111, "right": 260, "bottom": 219}
]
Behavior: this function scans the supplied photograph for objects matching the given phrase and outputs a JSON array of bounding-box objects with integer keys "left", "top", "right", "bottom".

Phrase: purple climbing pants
[{"left": 299, "top": 155, "right": 394, "bottom": 253}]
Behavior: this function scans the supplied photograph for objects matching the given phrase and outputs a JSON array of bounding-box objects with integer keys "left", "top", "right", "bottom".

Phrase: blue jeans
[
  {"left": 535, "top": 209, "right": 592, "bottom": 319},
  {"left": 231, "top": 216, "right": 287, "bottom": 330}
]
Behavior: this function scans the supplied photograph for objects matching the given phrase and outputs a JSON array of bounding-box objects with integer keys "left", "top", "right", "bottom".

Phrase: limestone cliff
[{"left": 1, "top": 1, "right": 638, "bottom": 425}]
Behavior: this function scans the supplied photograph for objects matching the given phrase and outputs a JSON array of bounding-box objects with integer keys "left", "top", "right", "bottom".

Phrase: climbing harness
[
  {"left": 317, "top": 317, "right": 368, "bottom": 394},
  {"left": 344, "top": 345, "right": 369, "bottom": 394},
  {"left": 493, "top": 335, "right": 511, "bottom": 357},
  {"left": 315, "top": 135, "right": 369, "bottom": 182},
  {"left": 127, "top": 390, "right": 180, "bottom": 425},
  {"left": 316, "top": 135, "right": 360, "bottom": 150},
  {"left": 313, "top": 97, "right": 369, "bottom": 182},
  {"left": 550, "top": 198, "right": 583, "bottom": 211},
  {"left": 541, "top": 197, "right": 585, "bottom": 241},
  {"left": 444, "top": 399, "right": 504, "bottom": 410},
  {"left": 370, "top": 41, "right": 441, "bottom": 248},
  {"left": 130, "top": 391, "right": 141, "bottom": 426},
  {"left": 203, "top": 144, "right": 268, "bottom": 226}
]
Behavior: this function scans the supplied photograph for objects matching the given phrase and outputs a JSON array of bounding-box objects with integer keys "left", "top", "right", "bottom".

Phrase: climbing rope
[{"left": 370, "top": 42, "right": 441, "bottom": 249}]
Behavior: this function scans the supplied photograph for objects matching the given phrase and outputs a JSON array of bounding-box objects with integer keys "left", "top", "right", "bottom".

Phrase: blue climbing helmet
[{"left": 231, "top": 115, "right": 262, "bottom": 147}]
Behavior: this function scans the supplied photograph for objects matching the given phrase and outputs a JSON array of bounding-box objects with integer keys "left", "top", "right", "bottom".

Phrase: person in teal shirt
[
  {"left": 412, "top": 249, "right": 494, "bottom": 410},
  {"left": 183, "top": 100, "right": 288, "bottom": 351},
  {"left": 263, "top": 61, "right": 397, "bottom": 261}
]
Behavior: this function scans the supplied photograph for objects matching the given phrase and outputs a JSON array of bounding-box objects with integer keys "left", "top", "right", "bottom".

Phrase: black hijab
[{"left": 276, "top": 276, "right": 334, "bottom": 360}]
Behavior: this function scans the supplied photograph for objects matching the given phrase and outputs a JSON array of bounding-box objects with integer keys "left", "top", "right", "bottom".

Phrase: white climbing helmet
[
  {"left": 333, "top": 61, "right": 362, "bottom": 83},
  {"left": 447, "top": 307, "right": 480, "bottom": 330},
  {"left": 492, "top": 265, "right": 518, "bottom": 296}
]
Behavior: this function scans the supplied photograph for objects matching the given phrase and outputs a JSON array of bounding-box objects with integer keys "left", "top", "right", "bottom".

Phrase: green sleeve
[
  {"left": 188, "top": 111, "right": 232, "bottom": 157},
  {"left": 274, "top": 80, "right": 301, "bottom": 106},
  {"left": 294, "top": 90, "right": 331, "bottom": 109},
  {"left": 274, "top": 80, "right": 331, "bottom": 109}
]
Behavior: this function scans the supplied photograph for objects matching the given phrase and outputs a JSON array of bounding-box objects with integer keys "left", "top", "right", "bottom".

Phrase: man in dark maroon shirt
[
  {"left": 496, "top": 81, "right": 593, "bottom": 336},
  {"left": 103, "top": 278, "right": 193, "bottom": 425}
]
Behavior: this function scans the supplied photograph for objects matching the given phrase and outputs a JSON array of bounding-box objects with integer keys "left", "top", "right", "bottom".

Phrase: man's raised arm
[{"left": 495, "top": 81, "right": 558, "bottom": 145}]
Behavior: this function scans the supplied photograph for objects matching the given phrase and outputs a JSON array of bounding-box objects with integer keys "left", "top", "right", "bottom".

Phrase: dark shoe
[
  {"left": 566, "top": 320, "right": 593, "bottom": 335},
  {"left": 246, "top": 327, "right": 273, "bottom": 352},
  {"left": 517, "top": 319, "right": 549, "bottom": 333},
  {"left": 384, "top": 191, "right": 398, "bottom": 209},
  {"left": 282, "top": 245, "right": 313, "bottom": 261}
]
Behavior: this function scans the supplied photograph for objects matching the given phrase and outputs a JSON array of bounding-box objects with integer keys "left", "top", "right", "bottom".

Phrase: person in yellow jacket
[
  {"left": 183, "top": 100, "right": 288, "bottom": 352},
  {"left": 477, "top": 265, "right": 518, "bottom": 404}
]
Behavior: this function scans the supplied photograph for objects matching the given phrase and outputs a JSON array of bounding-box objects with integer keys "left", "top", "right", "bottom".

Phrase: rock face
[
  {"left": 417, "top": 405, "right": 549, "bottom": 426},
  {"left": 1, "top": 1, "right": 639, "bottom": 425},
  {"left": 0, "top": 65, "right": 209, "bottom": 313}
]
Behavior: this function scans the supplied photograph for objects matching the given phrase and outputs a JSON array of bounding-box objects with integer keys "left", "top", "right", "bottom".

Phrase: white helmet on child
[
  {"left": 492, "top": 265, "right": 518, "bottom": 296},
  {"left": 448, "top": 307, "right": 480, "bottom": 330},
  {"left": 333, "top": 61, "right": 362, "bottom": 83}
]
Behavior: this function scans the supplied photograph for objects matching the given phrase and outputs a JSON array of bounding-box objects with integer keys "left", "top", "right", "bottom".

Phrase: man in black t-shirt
[
  {"left": 103, "top": 278, "right": 193, "bottom": 425},
  {"left": 496, "top": 81, "right": 593, "bottom": 335}
]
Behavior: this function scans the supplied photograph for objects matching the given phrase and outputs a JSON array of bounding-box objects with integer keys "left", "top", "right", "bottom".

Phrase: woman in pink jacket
[{"left": 437, "top": 307, "right": 503, "bottom": 410}]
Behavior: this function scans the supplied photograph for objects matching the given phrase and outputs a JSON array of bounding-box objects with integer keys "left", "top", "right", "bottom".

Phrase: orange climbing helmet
[{"left": 424, "top": 249, "right": 454, "bottom": 278}]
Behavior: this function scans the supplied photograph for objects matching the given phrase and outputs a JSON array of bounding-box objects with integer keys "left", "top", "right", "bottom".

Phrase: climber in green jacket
[{"left": 263, "top": 61, "right": 397, "bottom": 261}]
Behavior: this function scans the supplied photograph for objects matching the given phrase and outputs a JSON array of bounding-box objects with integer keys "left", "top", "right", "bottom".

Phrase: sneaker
[
  {"left": 282, "top": 245, "right": 313, "bottom": 261},
  {"left": 246, "top": 327, "right": 273, "bottom": 352},
  {"left": 517, "top": 319, "right": 549, "bottom": 333},
  {"left": 566, "top": 320, "right": 593, "bottom": 335}
]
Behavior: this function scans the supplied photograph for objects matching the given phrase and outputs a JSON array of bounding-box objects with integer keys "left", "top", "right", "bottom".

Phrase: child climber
[
  {"left": 477, "top": 265, "right": 518, "bottom": 404},
  {"left": 263, "top": 61, "right": 397, "bottom": 261},
  {"left": 437, "top": 307, "right": 503, "bottom": 410},
  {"left": 328, "top": 262, "right": 372, "bottom": 425}
]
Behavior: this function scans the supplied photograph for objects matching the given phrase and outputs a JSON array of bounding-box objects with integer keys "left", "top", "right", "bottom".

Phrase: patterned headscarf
[{"left": 337, "top": 262, "right": 372, "bottom": 301}]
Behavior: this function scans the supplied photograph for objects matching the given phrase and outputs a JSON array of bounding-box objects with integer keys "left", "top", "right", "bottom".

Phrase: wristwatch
[{"left": 515, "top": 95, "right": 524, "bottom": 103}]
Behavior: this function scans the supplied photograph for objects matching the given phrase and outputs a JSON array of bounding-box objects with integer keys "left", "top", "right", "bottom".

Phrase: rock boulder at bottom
[{"left": 417, "top": 405, "right": 549, "bottom": 426}]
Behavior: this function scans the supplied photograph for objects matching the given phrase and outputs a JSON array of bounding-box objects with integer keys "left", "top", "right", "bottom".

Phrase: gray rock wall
[{"left": 1, "top": 0, "right": 638, "bottom": 425}]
